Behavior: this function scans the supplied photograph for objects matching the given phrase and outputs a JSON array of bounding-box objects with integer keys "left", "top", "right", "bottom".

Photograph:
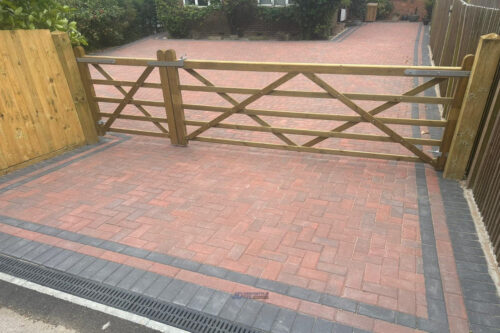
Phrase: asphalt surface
[{"left": 0, "top": 279, "right": 158, "bottom": 333}]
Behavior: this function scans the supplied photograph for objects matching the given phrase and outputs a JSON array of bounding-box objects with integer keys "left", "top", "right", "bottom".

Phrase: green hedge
[
  {"left": 155, "top": 0, "right": 345, "bottom": 40},
  {"left": 62, "top": 0, "right": 157, "bottom": 50}
]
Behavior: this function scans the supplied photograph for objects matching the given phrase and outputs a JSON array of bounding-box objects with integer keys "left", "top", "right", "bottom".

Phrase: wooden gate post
[
  {"left": 51, "top": 33, "right": 99, "bottom": 144},
  {"left": 73, "top": 46, "right": 104, "bottom": 136},
  {"left": 157, "top": 50, "right": 187, "bottom": 146},
  {"left": 444, "top": 33, "right": 500, "bottom": 179}
]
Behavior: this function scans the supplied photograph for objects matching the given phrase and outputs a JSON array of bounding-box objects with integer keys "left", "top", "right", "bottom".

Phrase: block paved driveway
[{"left": 1, "top": 23, "right": 499, "bottom": 333}]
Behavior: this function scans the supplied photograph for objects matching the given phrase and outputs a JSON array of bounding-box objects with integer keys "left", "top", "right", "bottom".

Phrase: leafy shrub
[
  {"left": 425, "top": 0, "right": 434, "bottom": 18},
  {"left": 348, "top": 0, "right": 366, "bottom": 20},
  {"left": 156, "top": 0, "right": 216, "bottom": 38},
  {"left": 368, "top": 0, "right": 393, "bottom": 19},
  {"left": 0, "top": 0, "right": 86, "bottom": 45},
  {"left": 292, "top": 0, "right": 342, "bottom": 39},
  {"left": 62, "top": 0, "right": 156, "bottom": 49},
  {"left": 221, "top": 0, "right": 257, "bottom": 36},
  {"left": 256, "top": 5, "right": 295, "bottom": 24}
]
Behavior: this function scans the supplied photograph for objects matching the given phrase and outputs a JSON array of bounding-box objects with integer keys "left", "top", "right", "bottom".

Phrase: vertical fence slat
[{"left": 52, "top": 33, "right": 98, "bottom": 144}]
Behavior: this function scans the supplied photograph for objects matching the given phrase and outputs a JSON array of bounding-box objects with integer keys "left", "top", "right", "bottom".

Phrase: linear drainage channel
[{"left": 0, "top": 254, "right": 263, "bottom": 333}]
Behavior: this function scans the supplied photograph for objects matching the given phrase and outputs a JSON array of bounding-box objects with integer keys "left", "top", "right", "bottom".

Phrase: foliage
[
  {"left": 155, "top": 0, "right": 216, "bottom": 38},
  {"left": 0, "top": 0, "right": 86, "bottom": 45},
  {"left": 368, "top": 0, "right": 393, "bottom": 19},
  {"left": 425, "top": 0, "right": 434, "bottom": 18},
  {"left": 348, "top": 0, "right": 366, "bottom": 20},
  {"left": 256, "top": 5, "right": 295, "bottom": 24},
  {"left": 221, "top": 0, "right": 257, "bottom": 36},
  {"left": 292, "top": 0, "right": 342, "bottom": 39},
  {"left": 62, "top": 0, "right": 156, "bottom": 49}
]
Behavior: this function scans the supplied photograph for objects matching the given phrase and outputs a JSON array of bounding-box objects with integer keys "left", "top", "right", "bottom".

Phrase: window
[
  {"left": 258, "top": 0, "right": 295, "bottom": 6},
  {"left": 184, "top": 0, "right": 209, "bottom": 6}
]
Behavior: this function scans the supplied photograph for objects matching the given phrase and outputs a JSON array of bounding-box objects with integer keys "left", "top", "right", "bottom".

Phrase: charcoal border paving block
[
  {"left": 396, "top": 311, "right": 417, "bottom": 328},
  {"left": 79, "top": 235, "right": 104, "bottom": 247},
  {"left": 417, "top": 319, "right": 449, "bottom": 333},
  {"left": 462, "top": 289, "right": 499, "bottom": 303},
  {"left": 103, "top": 264, "right": 134, "bottom": 286},
  {"left": 358, "top": 303, "right": 395, "bottom": 322},
  {"left": 253, "top": 303, "right": 280, "bottom": 332},
  {"left": 171, "top": 257, "right": 200, "bottom": 271},
  {"left": 186, "top": 287, "right": 214, "bottom": 311},
  {"left": 197, "top": 264, "right": 228, "bottom": 279},
  {"left": 99, "top": 241, "right": 127, "bottom": 253},
  {"left": 218, "top": 295, "right": 246, "bottom": 321},
  {"left": 129, "top": 271, "right": 159, "bottom": 294},
  {"left": 143, "top": 275, "right": 172, "bottom": 298},
  {"left": 287, "top": 286, "right": 321, "bottom": 303},
  {"left": 56, "top": 230, "right": 83, "bottom": 242},
  {"left": 92, "top": 261, "right": 121, "bottom": 282},
  {"left": 427, "top": 298, "right": 448, "bottom": 324},
  {"left": 291, "top": 313, "right": 314, "bottom": 333},
  {"left": 78, "top": 258, "right": 109, "bottom": 279},
  {"left": 0, "top": 236, "right": 21, "bottom": 251},
  {"left": 11, "top": 241, "right": 41, "bottom": 258},
  {"left": 203, "top": 291, "right": 231, "bottom": 316},
  {"left": 172, "top": 282, "right": 200, "bottom": 306},
  {"left": 3, "top": 238, "right": 30, "bottom": 254},
  {"left": 465, "top": 300, "right": 500, "bottom": 315},
  {"left": 43, "top": 249, "right": 74, "bottom": 268},
  {"left": 116, "top": 268, "right": 146, "bottom": 290},
  {"left": 320, "top": 294, "right": 357, "bottom": 312},
  {"left": 145, "top": 252, "right": 173, "bottom": 265},
  {"left": 312, "top": 318, "right": 334, "bottom": 333},
  {"left": 425, "top": 278, "right": 444, "bottom": 300},
  {"left": 469, "top": 323, "right": 500, "bottom": 333},
  {"left": 0, "top": 233, "right": 12, "bottom": 244},
  {"left": 225, "top": 271, "right": 258, "bottom": 286},
  {"left": 468, "top": 311, "right": 500, "bottom": 328},
  {"left": 36, "top": 225, "right": 61, "bottom": 237},
  {"left": 53, "top": 252, "right": 85, "bottom": 271},
  {"left": 120, "top": 247, "right": 150, "bottom": 259},
  {"left": 332, "top": 322, "right": 354, "bottom": 333},
  {"left": 157, "top": 278, "right": 185, "bottom": 303},
  {"left": 65, "top": 253, "right": 97, "bottom": 275},
  {"left": 272, "top": 308, "right": 297, "bottom": 333},
  {"left": 32, "top": 247, "right": 64, "bottom": 265},
  {"left": 255, "top": 278, "right": 289, "bottom": 294},
  {"left": 235, "top": 299, "right": 263, "bottom": 327}
]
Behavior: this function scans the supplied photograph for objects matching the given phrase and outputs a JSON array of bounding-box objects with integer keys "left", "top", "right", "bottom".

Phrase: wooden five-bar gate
[{"left": 73, "top": 34, "right": 499, "bottom": 171}]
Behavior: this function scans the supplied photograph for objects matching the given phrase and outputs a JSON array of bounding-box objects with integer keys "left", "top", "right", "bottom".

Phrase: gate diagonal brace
[
  {"left": 304, "top": 73, "right": 436, "bottom": 166},
  {"left": 302, "top": 77, "right": 445, "bottom": 149},
  {"left": 184, "top": 68, "right": 298, "bottom": 146},
  {"left": 102, "top": 66, "right": 155, "bottom": 131},
  {"left": 186, "top": 72, "right": 299, "bottom": 140},
  {"left": 92, "top": 64, "right": 169, "bottom": 134}
]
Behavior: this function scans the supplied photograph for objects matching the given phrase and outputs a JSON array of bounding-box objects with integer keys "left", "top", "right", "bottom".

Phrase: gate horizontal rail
[{"left": 75, "top": 50, "right": 474, "bottom": 169}]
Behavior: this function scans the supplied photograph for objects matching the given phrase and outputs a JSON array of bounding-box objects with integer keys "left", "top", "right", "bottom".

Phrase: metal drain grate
[{"left": 0, "top": 254, "right": 262, "bottom": 333}]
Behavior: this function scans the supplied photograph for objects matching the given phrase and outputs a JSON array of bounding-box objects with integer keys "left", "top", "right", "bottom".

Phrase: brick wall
[{"left": 392, "top": 0, "right": 428, "bottom": 19}]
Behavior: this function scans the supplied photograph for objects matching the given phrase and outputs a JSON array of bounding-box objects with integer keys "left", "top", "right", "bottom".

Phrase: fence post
[
  {"left": 73, "top": 46, "right": 104, "bottom": 136},
  {"left": 436, "top": 54, "right": 474, "bottom": 170},
  {"left": 51, "top": 33, "right": 99, "bottom": 144},
  {"left": 157, "top": 50, "right": 187, "bottom": 146},
  {"left": 444, "top": 33, "right": 500, "bottom": 179}
]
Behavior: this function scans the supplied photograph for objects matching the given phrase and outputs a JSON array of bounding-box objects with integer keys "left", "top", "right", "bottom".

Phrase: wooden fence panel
[
  {"left": 467, "top": 78, "right": 500, "bottom": 261},
  {"left": 430, "top": 0, "right": 500, "bottom": 97},
  {"left": 0, "top": 30, "right": 86, "bottom": 175}
]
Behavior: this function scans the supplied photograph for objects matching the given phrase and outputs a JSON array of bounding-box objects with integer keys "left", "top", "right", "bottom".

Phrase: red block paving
[{"left": 0, "top": 23, "right": 470, "bottom": 332}]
